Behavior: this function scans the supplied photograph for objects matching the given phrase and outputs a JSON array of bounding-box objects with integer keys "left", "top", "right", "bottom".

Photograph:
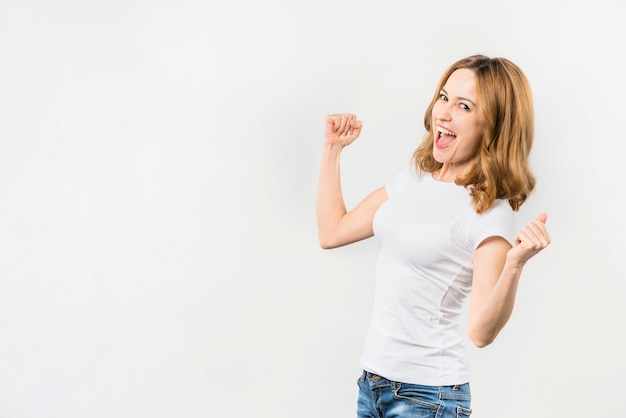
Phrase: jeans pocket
[
  {"left": 357, "top": 371, "right": 366, "bottom": 384},
  {"left": 392, "top": 383, "right": 440, "bottom": 410},
  {"left": 456, "top": 406, "right": 472, "bottom": 417}
]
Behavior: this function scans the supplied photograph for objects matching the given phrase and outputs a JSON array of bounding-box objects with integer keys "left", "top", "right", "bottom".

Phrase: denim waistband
[{"left": 360, "top": 370, "right": 471, "bottom": 400}]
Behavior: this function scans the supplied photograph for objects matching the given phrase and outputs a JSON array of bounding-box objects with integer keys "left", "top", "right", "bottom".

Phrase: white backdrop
[{"left": 1, "top": 1, "right": 625, "bottom": 417}]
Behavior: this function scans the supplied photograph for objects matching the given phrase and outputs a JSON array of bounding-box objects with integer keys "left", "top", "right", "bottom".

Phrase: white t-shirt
[{"left": 360, "top": 167, "right": 516, "bottom": 386}]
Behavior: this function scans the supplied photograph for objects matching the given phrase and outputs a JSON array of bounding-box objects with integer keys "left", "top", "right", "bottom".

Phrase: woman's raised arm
[{"left": 316, "top": 114, "right": 388, "bottom": 249}]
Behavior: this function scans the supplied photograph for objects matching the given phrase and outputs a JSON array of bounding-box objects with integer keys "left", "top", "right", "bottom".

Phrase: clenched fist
[
  {"left": 325, "top": 113, "right": 363, "bottom": 148},
  {"left": 507, "top": 213, "right": 551, "bottom": 267}
]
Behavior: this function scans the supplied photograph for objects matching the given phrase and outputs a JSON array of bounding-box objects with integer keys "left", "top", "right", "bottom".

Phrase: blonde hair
[{"left": 412, "top": 55, "right": 535, "bottom": 213}]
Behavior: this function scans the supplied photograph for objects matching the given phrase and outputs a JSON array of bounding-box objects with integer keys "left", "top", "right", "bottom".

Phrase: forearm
[
  {"left": 468, "top": 261, "right": 523, "bottom": 347},
  {"left": 316, "top": 143, "right": 347, "bottom": 248}
]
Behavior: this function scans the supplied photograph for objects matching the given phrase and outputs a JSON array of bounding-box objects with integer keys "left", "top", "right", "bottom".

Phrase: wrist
[
  {"left": 503, "top": 256, "right": 524, "bottom": 278},
  {"left": 323, "top": 142, "right": 344, "bottom": 156}
]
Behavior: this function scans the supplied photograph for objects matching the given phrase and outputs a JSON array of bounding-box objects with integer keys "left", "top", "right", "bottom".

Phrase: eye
[
  {"left": 460, "top": 103, "right": 470, "bottom": 111},
  {"left": 439, "top": 93, "right": 448, "bottom": 101}
]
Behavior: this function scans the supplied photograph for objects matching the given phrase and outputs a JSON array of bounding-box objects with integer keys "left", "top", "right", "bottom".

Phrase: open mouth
[{"left": 436, "top": 126, "right": 456, "bottom": 147}]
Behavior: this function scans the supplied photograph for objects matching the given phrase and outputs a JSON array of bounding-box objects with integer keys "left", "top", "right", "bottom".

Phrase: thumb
[
  {"left": 350, "top": 119, "right": 363, "bottom": 131},
  {"left": 536, "top": 213, "right": 547, "bottom": 224}
]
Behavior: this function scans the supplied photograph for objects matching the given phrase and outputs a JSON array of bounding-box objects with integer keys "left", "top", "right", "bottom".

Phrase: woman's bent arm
[
  {"left": 468, "top": 213, "right": 551, "bottom": 347},
  {"left": 316, "top": 114, "right": 388, "bottom": 249}
]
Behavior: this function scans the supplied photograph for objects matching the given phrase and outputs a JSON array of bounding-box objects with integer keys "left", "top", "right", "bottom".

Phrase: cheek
[
  {"left": 458, "top": 123, "right": 483, "bottom": 155},
  {"left": 465, "top": 130, "right": 483, "bottom": 150},
  {"left": 467, "top": 118, "right": 484, "bottom": 145},
  {"left": 430, "top": 105, "right": 439, "bottom": 123}
]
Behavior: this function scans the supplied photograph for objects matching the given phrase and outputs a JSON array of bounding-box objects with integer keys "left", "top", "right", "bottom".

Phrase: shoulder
[
  {"left": 386, "top": 165, "right": 421, "bottom": 194},
  {"left": 483, "top": 199, "right": 515, "bottom": 218},
  {"left": 470, "top": 200, "right": 516, "bottom": 247}
]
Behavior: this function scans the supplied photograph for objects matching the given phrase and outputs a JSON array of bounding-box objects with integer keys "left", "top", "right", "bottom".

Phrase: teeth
[{"left": 437, "top": 126, "right": 456, "bottom": 136}]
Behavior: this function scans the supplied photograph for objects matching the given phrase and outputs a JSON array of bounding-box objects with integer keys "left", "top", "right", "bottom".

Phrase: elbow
[
  {"left": 470, "top": 335, "right": 494, "bottom": 349},
  {"left": 319, "top": 239, "right": 344, "bottom": 250},
  {"left": 319, "top": 240, "right": 334, "bottom": 250},
  {"left": 318, "top": 227, "right": 347, "bottom": 250},
  {"left": 318, "top": 234, "right": 339, "bottom": 250},
  {"left": 468, "top": 328, "right": 497, "bottom": 349}
]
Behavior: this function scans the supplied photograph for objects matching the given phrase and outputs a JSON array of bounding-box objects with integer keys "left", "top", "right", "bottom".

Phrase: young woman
[{"left": 316, "top": 55, "right": 551, "bottom": 418}]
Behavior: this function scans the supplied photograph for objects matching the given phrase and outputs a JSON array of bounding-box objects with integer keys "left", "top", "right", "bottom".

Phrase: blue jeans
[{"left": 357, "top": 371, "right": 472, "bottom": 418}]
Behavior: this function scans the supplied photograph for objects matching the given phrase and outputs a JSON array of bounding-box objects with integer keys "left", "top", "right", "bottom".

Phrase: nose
[{"left": 433, "top": 100, "right": 452, "bottom": 122}]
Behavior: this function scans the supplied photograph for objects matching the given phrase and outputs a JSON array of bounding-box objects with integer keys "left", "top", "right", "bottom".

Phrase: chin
[{"left": 432, "top": 150, "right": 449, "bottom": 164}]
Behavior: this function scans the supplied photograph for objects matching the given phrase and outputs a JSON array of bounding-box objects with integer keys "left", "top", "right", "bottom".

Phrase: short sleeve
[
  {"left": 385, "top": 167, "right": 412, "bottom": 196},
  {"left": 471, "top": 200, "right": 516, "bottom": 249}
]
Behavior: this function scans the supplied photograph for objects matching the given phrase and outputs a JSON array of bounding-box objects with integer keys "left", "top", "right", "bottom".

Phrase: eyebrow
[{"left": 441, "top": 88, "right": 477, "bottom": 106}]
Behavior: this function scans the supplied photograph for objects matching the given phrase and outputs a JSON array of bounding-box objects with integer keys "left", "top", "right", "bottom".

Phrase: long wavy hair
[{"left": 412, "top": 55, "right": 535, "bottom": 213}]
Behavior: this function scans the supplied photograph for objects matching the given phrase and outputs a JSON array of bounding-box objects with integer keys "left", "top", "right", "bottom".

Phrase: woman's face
[{"left": 431, "top": 68, "right": 484, "bottom": 170}]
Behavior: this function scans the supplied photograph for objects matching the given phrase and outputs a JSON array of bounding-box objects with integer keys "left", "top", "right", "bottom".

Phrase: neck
[{"left": 433, "top": 165, "right": 459, "bottom": 183}]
